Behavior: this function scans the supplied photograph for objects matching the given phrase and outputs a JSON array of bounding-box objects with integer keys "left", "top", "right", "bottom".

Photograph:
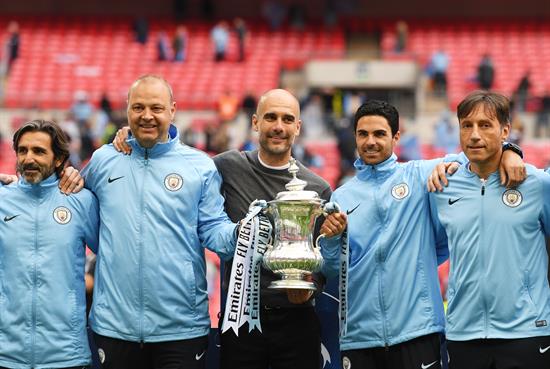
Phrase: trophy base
[{"left": 268, "top": 279, "right": 317, "bottom": 290}]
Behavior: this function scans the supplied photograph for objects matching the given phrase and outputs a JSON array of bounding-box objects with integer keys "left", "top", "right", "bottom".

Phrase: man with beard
[{"left": 0, "top": 119, "right": 99, "bottom": 369}]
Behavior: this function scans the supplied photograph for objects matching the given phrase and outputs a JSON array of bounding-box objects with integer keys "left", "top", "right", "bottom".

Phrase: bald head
[
  {"left": 128, "top": 74, "right": 174, "bottom": 103},
  {"left": 256, "top": 89, "right": 300, "bottom": 118}
]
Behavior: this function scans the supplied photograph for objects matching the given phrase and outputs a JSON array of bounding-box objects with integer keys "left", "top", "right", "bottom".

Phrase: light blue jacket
[
  {"left": 0, "top": 175, "right": 99, "bottom": 369},
  {"left": 82, "top": 125, "right": 237, "bottom": 343},
  {"left": 323, "top": 154, "right": 449, "bottom": 350},
  {"left": 431, "top": 164, "right": 550, "bottom": 340}
]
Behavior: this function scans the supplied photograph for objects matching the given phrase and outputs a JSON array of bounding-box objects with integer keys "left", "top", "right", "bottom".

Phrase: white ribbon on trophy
[
  {"left": 339, "top": 227, "right": 349, "bottom": 336},
  {"left": 222, "top": 201, "right": 272, "bottom": 336}
]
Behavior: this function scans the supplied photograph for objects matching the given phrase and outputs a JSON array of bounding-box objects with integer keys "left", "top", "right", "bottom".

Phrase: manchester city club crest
[
  {"left": 502, "top": 189, "right": 522, "bottom": 207},
  {"left": 53, "top": 206, "right": 72, "bottom": 224},
  {"left": 391, "top": 183, "right": 409, "bottom": 200},
  {"left": 164, "top": 173, "right": 184, "bottom": 191}
]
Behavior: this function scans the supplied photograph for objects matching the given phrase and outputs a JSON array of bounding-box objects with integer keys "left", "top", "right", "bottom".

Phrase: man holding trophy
[{"left": 214, "top": 89, "right": 346, "bottom": 369}]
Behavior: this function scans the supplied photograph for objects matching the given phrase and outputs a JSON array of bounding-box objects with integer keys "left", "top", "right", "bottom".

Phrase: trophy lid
[{"left": 271, "top": 158, "right": 322, "bottom": 203}]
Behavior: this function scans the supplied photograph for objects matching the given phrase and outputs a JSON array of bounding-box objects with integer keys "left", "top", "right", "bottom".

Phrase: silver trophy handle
[{"left": 315, "top": 202, "right": 341, "bottom": 249}]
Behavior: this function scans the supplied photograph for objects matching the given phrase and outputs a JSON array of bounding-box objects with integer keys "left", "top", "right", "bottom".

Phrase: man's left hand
[
  {"left": 59, "top": 166, "right": 84, "bottom": 195},
  {"left": 320, "top": 212, "right": 347, "bottom": 238}
]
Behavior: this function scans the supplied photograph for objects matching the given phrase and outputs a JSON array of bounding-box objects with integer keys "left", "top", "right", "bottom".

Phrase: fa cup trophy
[{"left": 262, "top": 158, "right": 339, "bottom": 290}]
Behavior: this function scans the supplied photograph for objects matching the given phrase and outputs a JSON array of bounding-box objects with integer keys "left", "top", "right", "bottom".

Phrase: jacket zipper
[
  {"left": 479, "top": 178, "right": 489, "bottom": 337},
  {"left": 139, "top": 148, "right": 149, "bottom": 343},
  {"left": 31, "top": 198, "right": 39, "bottom": 368},
  {"left": 372, "top": 165, "right": 390, "bottom": 348}
]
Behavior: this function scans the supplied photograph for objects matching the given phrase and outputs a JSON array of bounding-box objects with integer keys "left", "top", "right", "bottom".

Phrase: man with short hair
[
  {"left": 214, "top": 89, "right": 345, "bottom": 369},
  {"left": 82, "top": 75, "right": 238, "bottom": 369},
  {"left": 321, "top": 99, "right": 525, "bottom": 369},
  {"left": 429, "top": 91, "right": 550, "bottom": 369},
  {"left": 0, "top": 119, "right": 99, "bottom": 369}
]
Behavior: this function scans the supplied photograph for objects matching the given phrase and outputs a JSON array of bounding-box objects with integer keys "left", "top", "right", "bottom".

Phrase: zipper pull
[
  {"left": 480, "top": 178, "right": 486, "bottom": 196},
  {"left": 145, "top": 149, "right": 149, "bottom": 160}
]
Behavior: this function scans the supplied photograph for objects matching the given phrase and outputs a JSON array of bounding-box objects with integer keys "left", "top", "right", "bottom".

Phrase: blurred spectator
[
  {"left": 334, "top": 117, "right": 356, "bottom": 175},
  {"left": 262, "top": 0, "right": 286, "bottom": 30},
  {"left": 133, "top": 17, "right": 149, "bottom": 44},
  {"left": 289, "top": 4, "right": 306, "bottom": 30},
  {"left": 172, "top": 26, "right": 188, "bottom": 62},
  {"left": 71, "top": 91, "right": 94, "bottom": 124},
  {"left": 59, "top": 112, "right": 82, "bottom": 169},
  {"left": 79, "top": 120, "right": 96, "bottom": 162},
  {"left": 4, "top": 21, "right": 20, "bottom": 74},
  {"left": 536, "top": 90, "right": 550, "bottom": 138},
  {"left": 233, "top": 18, "right": 248, "bottom": 62},
  {"left": 181, "top": 126, "right": 198, "bottom": 148},
  {"left": 201, "top": 0, "right": 215, "bottom": 19},
  {"left": 477, "top": 54, "right": 495, "bottom": 90},
  {"left": 434, "top": 110, "right": 459, "bottom": 154},
  {"left": 100, "top": 93, "right": 112, "bottom": 118},
  {"left": 156, "top": 31, "right": 170, "bottom": 61},
  {"left": 241, "top": 91, "right": 257, "bottom": 124},
  {"left": 394, "top": 20, "right": 408, "bottom": 52},
  {"left": 95, "top": 94, "right": 113, "bottom": 145},
  {"left": 324, "top": 0, "right": 338, "bottom": 28},
  {"left": 343, "top": 92, "right": 363, "bottom": 118},
  {"left": 292, "top": 137, "right": 322, "bottom": 168},
  {"left": 205, "top": 121, "right": 229, "bottom": 154},
  {"left": 509, "top": 112, "right": 524, "bottom": 145},
  {"left": 428, "top": 50, "right": 449, "bottom": 97},
  {"left": 173, "top": 0, "right": 187, "bottom": 21},
  {"left": 218, "top": 90, "right": 239, "bottom": 123},
  {"left": 239, "top": 132, "right": 258, "bottom": 152},
  {"left": 211, "top": 21, "right": 229, "bottom": 62},
  {"left": 301, "top": 94, "right": 327, "bottom": 139},
  {"left": 398, "top": 126, "right": 422, "bottom": 161},
  {"left": 514, "top": 71, "right": 531, "bottom": 112}
]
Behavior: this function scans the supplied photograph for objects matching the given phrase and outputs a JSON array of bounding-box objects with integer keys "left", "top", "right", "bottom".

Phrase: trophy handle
[{"left": 315, "top": 202, "right": 341, "bottom": 249}]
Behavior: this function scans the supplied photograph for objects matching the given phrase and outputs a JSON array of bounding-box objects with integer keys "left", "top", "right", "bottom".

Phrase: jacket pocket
[{"left": 523, "top": 270, "right": 539, "bottom": 316}]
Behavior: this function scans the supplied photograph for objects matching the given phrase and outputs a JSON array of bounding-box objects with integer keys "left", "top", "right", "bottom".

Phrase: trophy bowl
[{"left": 262, "top": 159, "right": 335, "bottom": 290}]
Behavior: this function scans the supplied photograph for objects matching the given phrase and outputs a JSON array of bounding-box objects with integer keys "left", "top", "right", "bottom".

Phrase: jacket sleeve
[
  {"left": 415, "top": 153, "right": 466, "bottom": 183},
  {"left": 428, "top": 192, "right": 449, "bottom": 265},
  {"left": 83, "top": 193, "right": 100, "bottom": 254},
  {"left": 81, "top": 151, "right": 100, "bottom": 192},
  {"left": 319, "top": 192, "right": 343, "bottom": 279},
  {"left": 197, "top": 166, "right": 237, "bottom": 261}
]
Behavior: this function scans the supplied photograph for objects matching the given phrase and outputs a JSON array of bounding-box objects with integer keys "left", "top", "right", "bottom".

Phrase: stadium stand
[
  {"left": 379, "top": 20, "right": 550, "bottom": 109},
  {"left": 1, "top": 17, "right": 345, "bottom": 110}
]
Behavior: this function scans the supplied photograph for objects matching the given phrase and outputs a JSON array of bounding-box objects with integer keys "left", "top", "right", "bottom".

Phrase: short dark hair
[
  {"left": 457, "top": 90, "right": 510, "bottom": 127},
  {"left": 353, "top": 100, "right": 399, "bottom": 136},
  {"left": 13, "top": 119, "right": 70, "bottom": 176}
]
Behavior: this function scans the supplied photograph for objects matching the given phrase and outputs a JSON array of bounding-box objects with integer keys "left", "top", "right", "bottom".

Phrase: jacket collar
[
  {"left": 460, "top": 162, "right": 500, "bottom": 183},
  {"left": 18, "top": 173, "right": 59, "bottom": 195},
  {"left": 127, "top": 124, "right": 179, "bottom": 158},
  {"left": 355, "top": 153, "right": 398, "bottom": 182}
]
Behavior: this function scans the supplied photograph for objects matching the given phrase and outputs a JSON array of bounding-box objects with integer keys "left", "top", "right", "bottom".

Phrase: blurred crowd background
[{"left": 1, "top": 0, "right": 550, "bottom": 322}]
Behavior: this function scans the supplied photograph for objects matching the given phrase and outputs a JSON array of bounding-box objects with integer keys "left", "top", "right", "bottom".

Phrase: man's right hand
[
  {"left": 0, "top": 173, "right": 18, "bottom": 185},
  {"left": 113, "top": 126, "right": 132, "bottom": 155},
  {"left": 427, "top": 162, "right": 460, "bottom": 192}
]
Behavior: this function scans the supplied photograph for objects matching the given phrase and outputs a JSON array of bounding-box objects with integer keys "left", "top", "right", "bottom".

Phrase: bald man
[
  {"left": 82, "top": 75, "right": 238, "bottom": 369},
  {"left": 214, "top": 89, "right": 345, "bottom": 369}
]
